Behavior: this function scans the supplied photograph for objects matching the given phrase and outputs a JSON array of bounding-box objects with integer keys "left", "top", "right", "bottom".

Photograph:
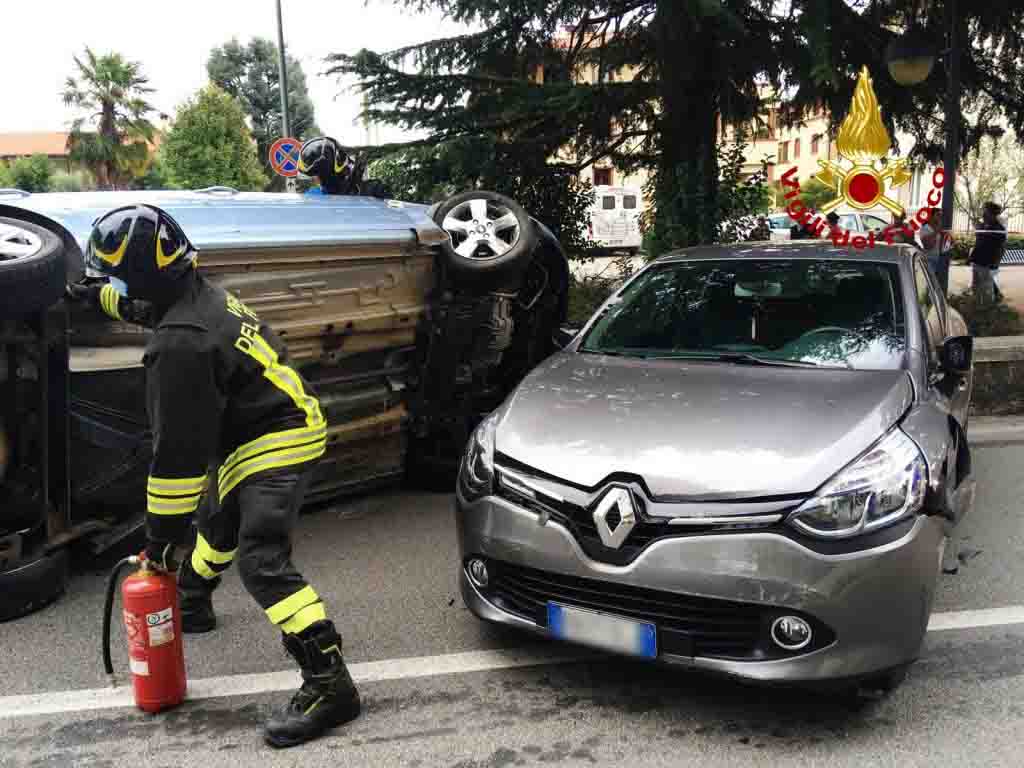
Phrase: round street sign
[{"left": 269, "top": 137, "right": 301, "bottom": 178}]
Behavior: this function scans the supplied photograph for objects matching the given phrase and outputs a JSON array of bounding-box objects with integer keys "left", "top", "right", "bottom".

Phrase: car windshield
[{"left": 579, "top": 258, "right": 907, "bottom": 370}]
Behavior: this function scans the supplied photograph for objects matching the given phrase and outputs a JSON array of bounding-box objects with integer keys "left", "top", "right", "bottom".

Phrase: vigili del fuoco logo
[{"left": 782, "top": 66, "right": 945, "bottom": 249}]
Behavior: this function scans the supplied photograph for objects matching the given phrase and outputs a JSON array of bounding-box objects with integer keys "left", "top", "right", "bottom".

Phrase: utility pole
[
  {"left": 941, "top": 0, "right": 960, "bottom": 235},
  {"left": 275, "top": 0, "right": 296, "bottom": 191}
]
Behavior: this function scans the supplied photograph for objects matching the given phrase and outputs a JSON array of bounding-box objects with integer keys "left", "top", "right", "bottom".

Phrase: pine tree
[{"left": 332, "top": 1, "right": 1024, "bottom": 255}]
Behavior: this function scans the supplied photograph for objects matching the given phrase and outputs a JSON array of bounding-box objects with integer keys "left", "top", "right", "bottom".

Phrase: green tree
[
  {"left": 331, "top": 1, "right": 1024, "bottom": 256},
  {"left": 159, "top": 85, "right": 268, "bottom": 191},
  {"left": 0, "top": 163, "right": 13, "bottom": 189},
  {"left": 7, "top": 154, "right": 54, "bottom": 193},
  {"left": 208, "top": 38, "right": 319, "bottom": 188},
  {"left": 62, "top": 47, "right": 155, "bottom": 189},
  {"left": 956, "top": 131, "right": 1024, "bottom": 224}
]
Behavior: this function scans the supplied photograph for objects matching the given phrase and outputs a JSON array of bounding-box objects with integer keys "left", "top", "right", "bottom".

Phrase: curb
[{"left": 968, "top": 416, "right": 1024, "bottom": 445}]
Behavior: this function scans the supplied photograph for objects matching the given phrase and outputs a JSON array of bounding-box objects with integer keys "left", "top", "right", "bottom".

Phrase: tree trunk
[{"left": 652, "top": 0, "right": 722, "bottom": 250}]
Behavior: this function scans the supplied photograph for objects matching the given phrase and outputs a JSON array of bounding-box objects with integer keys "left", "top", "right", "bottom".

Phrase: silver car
[{"left": 456, "top": 242, "right": 976, "bottom": 693}]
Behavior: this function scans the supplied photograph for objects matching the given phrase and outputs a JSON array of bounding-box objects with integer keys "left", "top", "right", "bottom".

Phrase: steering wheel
[{"left": 797, "top": 326, "right": 867, "bottom": 342}]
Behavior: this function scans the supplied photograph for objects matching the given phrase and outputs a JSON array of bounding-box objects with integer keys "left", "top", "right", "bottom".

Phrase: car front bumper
[{"left": 456, "top": 493, "right": 946, "bottom": 682}]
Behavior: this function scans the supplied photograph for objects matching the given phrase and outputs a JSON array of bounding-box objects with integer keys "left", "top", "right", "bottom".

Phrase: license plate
[{"left": 547, "top": 602, "right": 657, "bottom": 658}]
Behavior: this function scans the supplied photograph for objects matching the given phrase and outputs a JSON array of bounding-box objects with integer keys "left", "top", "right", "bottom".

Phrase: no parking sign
[{"left": 269, "top": 137, "right": 301, "bottom": 178}]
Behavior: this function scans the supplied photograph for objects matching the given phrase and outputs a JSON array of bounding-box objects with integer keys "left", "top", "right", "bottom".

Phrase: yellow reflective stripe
[
  {"left": 266, "top": 585, "right": 319, "bottom": 625},
  {"left": 218, "top": 439, "right": 326, "bottom": 500},
  {"left": 246, "top": 334, "right": 323, "bottom": 429},
  {"left": 217, "top": 425, "right": 326, "bottom": 485},
  {"left": 147, "top": 496, "right": 201, "bottom": 515},
  {"left": 303, "top": 695, "right": 325, "bottom": 715},
  {"left": 280, "top": 602, "right": 326, "bottom": 634},
  {"left": 147, "top": 475, "right": 208, "bottom": 494},
  {"left": 191, "top": 548, "right": 219, "bottom": 580},
  {"left": 195, "top": 532, "right": 235, "bottom": 565},
  {"left": 100, "top": 284, "right": 122, "bottom": 320}
]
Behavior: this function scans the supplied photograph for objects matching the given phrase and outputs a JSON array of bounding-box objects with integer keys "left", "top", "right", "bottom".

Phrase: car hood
[{"left": 496, "top": 353, "right": 914, "bottom": 499}]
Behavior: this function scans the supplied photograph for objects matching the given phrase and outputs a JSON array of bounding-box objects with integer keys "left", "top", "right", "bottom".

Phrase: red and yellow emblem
[{"left": 813, "top": 67, "right": 912, "bottom": 215}]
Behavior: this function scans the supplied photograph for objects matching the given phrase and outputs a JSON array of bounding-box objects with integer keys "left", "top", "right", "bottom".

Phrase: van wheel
[
  {"left": 0, "top": 217, "right": 66, "bottom": 317},
  {"left": 0, "top": 548, "right": 70, "bottom": 622},
  {"left": 434, "top": 191, "right": 538, "bottom": 290}
]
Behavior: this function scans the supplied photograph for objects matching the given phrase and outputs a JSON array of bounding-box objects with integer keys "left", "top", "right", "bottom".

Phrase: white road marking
[{"left": 2, "top": 605, "right": 1023, "bottom": 721}]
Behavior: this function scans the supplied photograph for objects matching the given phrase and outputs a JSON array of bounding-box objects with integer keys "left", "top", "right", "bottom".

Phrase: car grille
[
  {"left": 482, "top": 559, "right": 825, "bottom": 660},
  {"left": 495, "top": 484, "right": 726, "bottom": 566}
]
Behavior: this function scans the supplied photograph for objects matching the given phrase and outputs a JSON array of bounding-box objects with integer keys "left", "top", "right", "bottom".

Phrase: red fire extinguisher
[{"left": 103, "top": 554, "right": 187, "bottom": 713}]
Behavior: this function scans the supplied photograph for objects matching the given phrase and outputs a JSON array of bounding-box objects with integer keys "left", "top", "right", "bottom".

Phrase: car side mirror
[
  {"left": 940, "top": 335, "right": 973, "bottom": 376},
  {"left": 553, "top": 325, "right": 582, "bottom": 349}
]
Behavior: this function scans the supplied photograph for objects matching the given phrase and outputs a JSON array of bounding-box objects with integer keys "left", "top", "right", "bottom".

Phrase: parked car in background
[
  {"left": 589, "top": 186, "right": 643, "bottom": 254},
  {"left": 0, "top": 186, "right": 569, "bottom": 620},
  {"left": 457, "top": 241, "right": 975, "bottom": 695},
  {"left": 766, "top": 210, "right": 893, "bottom": 242}
]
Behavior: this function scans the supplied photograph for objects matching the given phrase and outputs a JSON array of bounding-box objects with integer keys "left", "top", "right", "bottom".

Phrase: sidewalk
[
  {"left": 968, "top": 415, "right": 1024, "bottom": 445},
  {"left": 950, "top": 265, "right": 1024, "bottom": 313}
]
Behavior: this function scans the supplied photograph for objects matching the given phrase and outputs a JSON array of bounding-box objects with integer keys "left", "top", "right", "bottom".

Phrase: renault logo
[{"left": 592, "top": 487, "right": 637, "bottom": 549}]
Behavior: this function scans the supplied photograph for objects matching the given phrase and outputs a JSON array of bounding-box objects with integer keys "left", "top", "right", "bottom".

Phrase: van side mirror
[
  {"left": 940, "top": 335, "right": 973, "bottom": 376},
  {"left": 553, "top": 325, "right": 582, "bottom": 350}
]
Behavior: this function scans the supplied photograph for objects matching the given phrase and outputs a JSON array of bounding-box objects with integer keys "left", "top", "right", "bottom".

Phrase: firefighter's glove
[
  {"left": 144, "top": 541, "right": 184, "bottom": 573},
  {"left": 65, "top": 281, "right": 103, "bottom": 306},
  {"left": 66, "top": 281, "right": 123, "bottom": 320}
]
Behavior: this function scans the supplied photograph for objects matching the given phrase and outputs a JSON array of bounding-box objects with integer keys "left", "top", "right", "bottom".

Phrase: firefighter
[
  {"left": 299, "top": 136, "right": 361, "bottom": 196},
  {"left": 73, "top": 204, "right": 360, "bottom": 748}
]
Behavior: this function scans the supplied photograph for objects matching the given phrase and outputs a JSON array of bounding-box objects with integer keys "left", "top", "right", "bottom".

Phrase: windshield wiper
[{"left": 646, "top": 352, "right": 821, "bottom": 368}]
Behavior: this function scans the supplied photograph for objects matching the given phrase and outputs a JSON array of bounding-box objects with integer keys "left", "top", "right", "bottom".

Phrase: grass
[{"left": 948, "top": 290, "right": 1024, "bottom": 337}]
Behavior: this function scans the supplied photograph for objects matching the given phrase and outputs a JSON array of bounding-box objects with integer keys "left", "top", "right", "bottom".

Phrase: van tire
[
  {"left": 433, "top": 191, "right": 538, "bottom": 290},
  {"left": 0, "top": 548, "right": 70, "bottom": 622},
  {"left": 0, "top": 217, "right": 67, "bottom": 317}
]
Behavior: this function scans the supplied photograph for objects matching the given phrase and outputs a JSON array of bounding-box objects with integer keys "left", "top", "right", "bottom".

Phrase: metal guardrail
[{"left": 1003, "top": 249, "right": 1024, "bottom": 265}]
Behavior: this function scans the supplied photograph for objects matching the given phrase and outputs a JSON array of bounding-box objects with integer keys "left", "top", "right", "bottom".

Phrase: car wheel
[
  {"left": 0, "top": 547, "right": 70, "bottom": 622},
  {"left": 433, "top": 191, "right": 538, "bottom": 290},
  {"left": 0, "top": 217, "right": 67, "bottom": 317}
]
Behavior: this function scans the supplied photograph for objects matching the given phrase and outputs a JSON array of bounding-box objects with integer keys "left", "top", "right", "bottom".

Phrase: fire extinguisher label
[
  {"left": 129, "top": 658, "right": 150, "bottom": 676},
  {"left": 146, "top": 607, "right": 175, "bottom": 647}
]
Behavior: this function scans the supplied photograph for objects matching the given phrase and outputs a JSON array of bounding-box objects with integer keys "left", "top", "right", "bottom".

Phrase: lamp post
[
  {"left": 275, "top": 0, "right": 296, "bottom": 192},
  {"left": 885, "top": 0, "right": 960, "bottom": 236}
]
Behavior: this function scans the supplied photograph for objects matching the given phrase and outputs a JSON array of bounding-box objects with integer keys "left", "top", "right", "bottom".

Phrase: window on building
[
  {"left": 778, "top": 142, "right": 788, "bottom": 163},
  {"left": 811, "top": 134, "right": 821, "bottom": 154},
  {"left": 602, "top": 196, "right": 616, "bottom": 210},
  {"left": 594, "top": 167, "right": 613, "bottom": 187},
  {"left": 794, "top": 139, "right": 801, "bottom": 158},
  {"left": 623, "top": 195, "right": 638, "bottom": 210}
]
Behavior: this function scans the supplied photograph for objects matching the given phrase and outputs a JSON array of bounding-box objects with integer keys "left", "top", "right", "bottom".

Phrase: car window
[
  {"left": 914, "top": 258, "right": 944, "bottom": 357},
  {"left": 768, "top": 215, "right": 790, "bottom": 229},
  {"left": 602, "top": 196, "right": 616, "bottom": 210},
  {"left": 863, "top": 215, "right": 889, "bottom": 232},
  {"left": 623, "top": 195, "right": 638, "bottom": 210},
  {"left": 580, "top": 258, "right": 907, "bottom": 370},
  {"left": 840, "top": 214, "right": 859, "bottom": 231}
]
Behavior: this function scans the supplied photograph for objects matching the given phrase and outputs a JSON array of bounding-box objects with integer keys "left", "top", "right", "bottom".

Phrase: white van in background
[{"left": 589, "top": 186, "right": 643, "bottom": 253}]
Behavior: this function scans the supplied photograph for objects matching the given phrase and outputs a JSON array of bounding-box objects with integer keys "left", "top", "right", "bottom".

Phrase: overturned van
[{"left": 0, "top": 187, "right": 569, "bottom": 620}]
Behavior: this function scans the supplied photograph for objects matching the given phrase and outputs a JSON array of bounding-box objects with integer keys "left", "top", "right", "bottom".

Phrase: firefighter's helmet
[
  {"left": 85, "top": 204, "right": 197, "bottom": 300},
  {"left": 298, "top": 136, "right": 356, "bottom": 194}
]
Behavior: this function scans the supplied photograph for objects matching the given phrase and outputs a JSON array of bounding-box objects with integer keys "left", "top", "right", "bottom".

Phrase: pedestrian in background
[
  {"left": 969, "top": 202, "right": 1007, "bottom": 305},
  {"left": 918, "top": 208, "right": 950, "bottom": 295}
]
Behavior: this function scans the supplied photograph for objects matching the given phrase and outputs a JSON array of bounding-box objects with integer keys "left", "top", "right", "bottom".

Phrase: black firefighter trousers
[{"left": 178, "top": 465, "right": 328, "bottom": 635}]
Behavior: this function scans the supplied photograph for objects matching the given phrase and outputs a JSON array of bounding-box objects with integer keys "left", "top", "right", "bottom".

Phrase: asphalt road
[{"left": 1, "top": 444, "right": 1023, "bottom": 767}]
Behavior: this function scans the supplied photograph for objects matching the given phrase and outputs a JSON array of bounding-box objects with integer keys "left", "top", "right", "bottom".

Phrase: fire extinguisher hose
[{"left": 102, "top": 555, "right": 140, "bottom": 681}]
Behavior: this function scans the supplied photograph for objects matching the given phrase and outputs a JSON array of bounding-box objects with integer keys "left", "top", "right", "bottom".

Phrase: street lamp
[
  {"left": 884, "top": 27, "right": 935, "bottom": 86},
  {"left": 885, "top": 0, "right": 960, "bottom": 287}
]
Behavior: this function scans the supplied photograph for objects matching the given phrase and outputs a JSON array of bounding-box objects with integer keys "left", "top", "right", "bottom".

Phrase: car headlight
[
  {"left": 788, "top": 429, "right": 927, "bottom": 539},
  {"left": 457, "top": 411, "right": 498, "bottom": 501}
]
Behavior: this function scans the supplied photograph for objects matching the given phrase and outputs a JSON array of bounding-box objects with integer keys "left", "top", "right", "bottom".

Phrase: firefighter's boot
[
  {"left": 177, "top": 564, "right": 218, "bottom": 633},
  {"left": 264, "top": 620, "right": 361, "bottom": 748}
]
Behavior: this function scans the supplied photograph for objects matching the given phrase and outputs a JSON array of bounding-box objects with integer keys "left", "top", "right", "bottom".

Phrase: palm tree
[{"left": 62, "top": 48, "right": 156, "bottom": 189}]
